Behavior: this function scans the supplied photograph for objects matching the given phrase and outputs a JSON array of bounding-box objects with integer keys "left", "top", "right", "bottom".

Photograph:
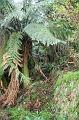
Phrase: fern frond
[
  {"left": 2, "top": 32, "right": 22, "bottom": 75},
  {"left": 0, "top": 52, "right": 4, "bottom": 79},
  {"left": 20, "top": 72, "right": 30, "bottom": 85},
  {"left": 1, "top": 10, "right": 25, "bottom": 28},
  {"left": 0, "top": 33, "right": 6, "bottom": 79},
  {"left": 0, "top": 0, "right": 14, "bottom": 15},
  {"left": 23, "top": 0, "right": 54, "bottom": 9},
  {"left": 22, "top": 0, "right": 54, "bottom": 24},
  {"left": 23, "top": 23, "right": 66, "bottom": 46}
]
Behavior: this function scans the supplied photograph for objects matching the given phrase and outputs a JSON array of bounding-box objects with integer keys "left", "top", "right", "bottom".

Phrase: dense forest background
[{"left": 0, "top": 0, "right": 79, "bottom": 119}]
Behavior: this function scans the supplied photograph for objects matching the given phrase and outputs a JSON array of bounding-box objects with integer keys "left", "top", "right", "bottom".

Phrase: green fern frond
[
  {"left": 20, "top": 72, "right": 30, "bottom": 85},
  {"left": 0, "top": 51, "right": 4, "bottom": 79},
  {"left": 23, "top": 23, "right": 66, "bottom": 46},
  {"left": 0, "top": 33, "right": 6, "bottom": 79},
  {"left": 0, "top": 0, "right": 14, "bottom": 15},
  {"left": 1, "top": 10, "right": 25, "bottom": 28},
  {"left": 3, "top": 32, "right": 22, "bottom": 75},
  {"left": 23, "top": 0, "right": 54, "bottom": 9}
]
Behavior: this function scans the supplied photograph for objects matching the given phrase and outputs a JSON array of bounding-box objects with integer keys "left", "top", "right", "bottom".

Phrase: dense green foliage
[
  {"left": 0, "top": 0, "right": 79, "bottom": 119},
  {"left": 6, "top": 107, "right": 52, "bottom": 120}
]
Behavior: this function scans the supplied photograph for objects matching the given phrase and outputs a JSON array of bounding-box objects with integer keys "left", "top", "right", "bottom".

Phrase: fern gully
[{"left": 0, "top": 0, "right": 66, "bottom": 107}]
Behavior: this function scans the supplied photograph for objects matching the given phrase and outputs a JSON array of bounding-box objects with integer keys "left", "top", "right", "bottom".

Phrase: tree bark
[
  {"left": 0, "top": 69, "right": 19, "bottom": 107},
  {"left": 22, "top": 39, "right": 32, "bottom": 87}
]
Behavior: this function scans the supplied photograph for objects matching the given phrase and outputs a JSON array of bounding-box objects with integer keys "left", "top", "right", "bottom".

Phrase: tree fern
[
  {"left": 0, "top": 0, "right": 66, "bottom": 84},
  {"left": 2, "top": 32, "right": 30, "bottom": 84},
  {"left": 0, "top": 0, "right": 54, "bottom": 28}
]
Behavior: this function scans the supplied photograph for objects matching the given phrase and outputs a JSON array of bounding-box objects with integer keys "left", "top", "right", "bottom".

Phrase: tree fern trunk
[
  {"left": 22, "top": 39, "right": 32, "bottom": 87},
  {"left": 23, "top": 41, "right": 29, "bottom": 77},
  {"left": 0, "top": 69, "right": 19, "bottom": 107}
]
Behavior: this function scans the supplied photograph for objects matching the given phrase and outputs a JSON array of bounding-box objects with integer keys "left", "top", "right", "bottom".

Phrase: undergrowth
[
  {"left": 52, "top": 71, "right": 79, "bottom": 120},
  {"left": 55, "top": 71, "right": 79, "bottom": 87},
  {"left": 1, "top": 71, "right": 79, "bottom": 120},
  {"left": 6, "top": 107, "right": 52, "bottom": 120}
]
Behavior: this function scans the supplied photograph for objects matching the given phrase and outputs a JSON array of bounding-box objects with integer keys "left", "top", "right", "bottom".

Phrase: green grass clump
[{"left": 55, "top": 71, "right": 79, "bottom": 87}]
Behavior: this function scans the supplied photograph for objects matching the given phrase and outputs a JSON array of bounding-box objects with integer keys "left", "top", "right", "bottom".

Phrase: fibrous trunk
[
  {"left": 0, "top": 69, "right": 19, "bottom": 107},
  {"left": 22, "top": 39, "right": 32, "bottom": 87}
]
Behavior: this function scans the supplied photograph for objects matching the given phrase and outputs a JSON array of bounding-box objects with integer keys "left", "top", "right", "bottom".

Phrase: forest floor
[{"left": 0, "top": 70, "right": 79, "bottom": 120}]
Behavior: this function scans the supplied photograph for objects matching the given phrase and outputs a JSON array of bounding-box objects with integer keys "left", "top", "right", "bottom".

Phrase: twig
[{"left": 37, "top": 67, "right": 48, "bottom": 80}]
